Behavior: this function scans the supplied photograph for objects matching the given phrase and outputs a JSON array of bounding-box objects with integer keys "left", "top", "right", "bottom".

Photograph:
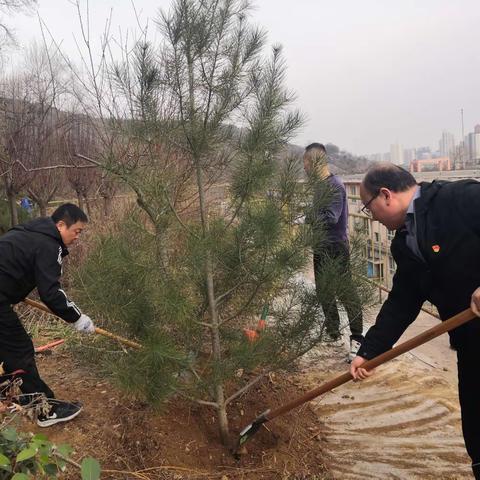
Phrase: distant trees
[
  {"left": 0, "top": 75, "right": 37, "bottom": 225},
  {"left": 65, "top": 117, "right": 100, "bottom": 213},
  {"left": 0, "top": 0, "right": 37, "bottom": 51},
  {"left": 0, "top": 43, "right": 66, "bottom": 220},
  {"left": 325, "top": 143, "right": 369, "bottom": 173},
  {"left": 0, "top": 41, "right": 106, "bottom": 223}
]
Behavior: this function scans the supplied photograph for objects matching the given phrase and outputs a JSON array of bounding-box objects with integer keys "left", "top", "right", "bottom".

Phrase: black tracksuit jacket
[
  {"left": 358, "top": 179, "right": 480, "bottom": 359},
  {"left": 0, "top": 217, "right": 81, "bottom": 322}
]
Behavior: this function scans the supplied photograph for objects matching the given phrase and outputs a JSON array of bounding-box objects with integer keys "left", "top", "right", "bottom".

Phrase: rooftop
[{"left": 343, "top": 169, "right": 480, "bottom": 183}]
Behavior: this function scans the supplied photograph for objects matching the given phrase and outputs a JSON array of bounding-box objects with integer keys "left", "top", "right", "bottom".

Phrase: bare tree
[
  {"left": 9, "top": 42, "right": 68, "bottom": 217},
  {"left": 0, "top": 76, "right": 36, "bottom": 225},
  {"left": 65, "top": 115, "right": 100, "bottom": 212},
  {"left": 0, "top": 0, "right": 37, "bottom": 56},
  {"left": 25, "top": 115, "right": 67, "bottom": 216}
]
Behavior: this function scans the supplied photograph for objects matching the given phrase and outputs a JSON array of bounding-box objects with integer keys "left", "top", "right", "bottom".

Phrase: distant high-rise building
[
  {"left": 464, "top": 135, "right": 471, "bottom": 162},
  {"left": 465, "top": 132, "right": 476, "bottom": 163},
  {"left": 439, "top": 131, "right": 455, "bottom": 159},
  {"left": 390, "top": 143, "right": 404, "bottom": 165},
  {"left": 416, "top": 146, "right": 432, "bottom": 160},
  {"left": 463, "top": 125, "right": 480, "bottom": 165},
  {"left": 452, "top": 144, "right": 463, "bottom": 169},
  {"left": 474, "top": 133, "right": 480, "bottom": 164},
  {"left": 403, "top": 148, "right": 416, "bottom": 166}
]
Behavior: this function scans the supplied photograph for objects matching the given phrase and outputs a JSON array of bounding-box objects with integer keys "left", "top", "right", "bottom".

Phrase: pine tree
[{"left": 72, "top": 0, "right": 371, "bottom": 446}]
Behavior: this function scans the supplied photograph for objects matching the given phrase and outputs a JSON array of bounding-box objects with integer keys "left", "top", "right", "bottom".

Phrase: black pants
[
  {"left": 313, "top": 242, "right": 363, "bottom": 338},
  {"left": 0, "top": 304, "right": 54, "bottom": 399},
  {"left": 457, "top": 331, "right": 480, "bottom": 479}
]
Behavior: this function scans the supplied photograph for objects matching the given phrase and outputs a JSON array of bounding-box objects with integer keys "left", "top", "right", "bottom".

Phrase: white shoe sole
[{"left": 37, "top": 406, "right": 83, "bottom": 427}]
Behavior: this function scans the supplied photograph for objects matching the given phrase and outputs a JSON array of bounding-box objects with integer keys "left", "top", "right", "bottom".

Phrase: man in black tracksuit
[
  {"left": 0, "top": 203, "right": 95, "bottom": 427},
  {"left": 350, "top": 163, "right": 480, "bottom": 479}
]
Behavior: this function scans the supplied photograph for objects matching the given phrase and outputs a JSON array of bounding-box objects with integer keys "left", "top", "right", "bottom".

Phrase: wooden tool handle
[
  {"left": 94, "top": 327, "right": 142, "bottom": 349},
  {"left": 266, "top": 307, "right": 475, "bottom": 421},
  {"left": 23, "top": 298, "right": 142, "bottom": 350}
]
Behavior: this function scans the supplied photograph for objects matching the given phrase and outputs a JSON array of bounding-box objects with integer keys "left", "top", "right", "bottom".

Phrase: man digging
[
  {"left": 351, "top": 164, "right": 480, "bottom": 479},
  {"left": 0, "top": 203, "right": 95, "bottom": 426}
]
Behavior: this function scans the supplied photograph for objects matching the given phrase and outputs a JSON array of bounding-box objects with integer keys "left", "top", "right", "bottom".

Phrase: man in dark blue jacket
[
  {"left": 0, "top": 203, "right": 95, "bottom": 427},
  {"left": 304, "top": 143, "right": 364, "bottom": 362},
  {"left": 350, "top": 163, "right": 480, "bottom": 479}
]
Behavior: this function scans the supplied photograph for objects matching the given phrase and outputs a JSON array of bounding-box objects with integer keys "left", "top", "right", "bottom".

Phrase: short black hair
[
  {"left": 51, "top": 203, "right": 88, "bottom": 227},
  {"left": 305, "top": 142, "right": 326, "bottom": 153},
  {"left": 363, "top": 163, "right": 417, "bottom": 194}
]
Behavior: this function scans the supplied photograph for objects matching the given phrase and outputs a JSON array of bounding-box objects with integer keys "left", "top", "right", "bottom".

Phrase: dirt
[
  {"left": 18, "top": 346, "right": 331, "bottom": 480},
  {"left": 5, "top": 295, "right": 474, "bottom": 479}
]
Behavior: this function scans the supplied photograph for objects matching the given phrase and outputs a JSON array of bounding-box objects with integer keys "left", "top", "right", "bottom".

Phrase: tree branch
[{"left": 225, "top": 371, "right": 269, "bottom": 406}]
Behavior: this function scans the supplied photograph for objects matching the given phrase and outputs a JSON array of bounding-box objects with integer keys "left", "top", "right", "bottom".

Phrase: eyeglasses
[{"left": 360, "top": 191, "right": 380, "bottom": 217}]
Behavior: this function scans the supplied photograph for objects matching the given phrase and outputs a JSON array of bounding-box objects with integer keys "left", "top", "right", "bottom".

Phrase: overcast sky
[{"left": 7, "top": 0, "right": 480, "bottom": 155}]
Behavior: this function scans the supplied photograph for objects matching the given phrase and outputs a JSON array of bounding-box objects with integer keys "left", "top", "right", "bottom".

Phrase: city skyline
[
  {"left": 364, "top": 121, "right": 480, "bottom": 165},
  {"left": 4, "top": 0, "right": 480, "bottom": 156}
]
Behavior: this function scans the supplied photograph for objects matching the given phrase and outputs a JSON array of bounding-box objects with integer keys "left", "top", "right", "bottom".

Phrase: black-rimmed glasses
[{"left": 361, "top": 191, "right": 380, "bottom": 217}]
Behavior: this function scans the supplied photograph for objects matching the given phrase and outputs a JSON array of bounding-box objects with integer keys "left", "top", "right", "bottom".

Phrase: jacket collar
[{"left": 414, "top": 180, "right": 448, "bottom": 214}]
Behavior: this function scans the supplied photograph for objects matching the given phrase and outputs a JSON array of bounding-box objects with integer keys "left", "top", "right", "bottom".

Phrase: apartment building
[
  {"left": 343, "top": 169, "right": 480, "bottom": 288},
  {"left": 410, "top": 157, "right": 451, "bottom": 173}
]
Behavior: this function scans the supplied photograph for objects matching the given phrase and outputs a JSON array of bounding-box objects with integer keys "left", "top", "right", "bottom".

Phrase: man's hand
[
  {"left": 471, "top": 287, "right": 480, "bottom": 317},
  {"left": 350, "top": 355, "right": 376, "bottom": 381},
  {"left": 73, "top": 314, "right": 95, "bottom": 333}
]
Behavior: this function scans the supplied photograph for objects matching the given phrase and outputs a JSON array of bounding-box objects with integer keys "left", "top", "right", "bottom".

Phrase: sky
[{"left": 5, "top": 0, "right": 480, "bottom": 155}]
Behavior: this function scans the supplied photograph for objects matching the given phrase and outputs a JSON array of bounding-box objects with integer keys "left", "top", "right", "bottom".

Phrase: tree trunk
[
  {"left": 195, "top": 163, "right": 230, "bottom": 444},
  {"left": 206, "top": 257, "right": 230, "bottom": 445},
  {"left": 216, "top": 390, "right": 230, "bottom": 446},
  {"left": 83, "top": 195, "right": 92, "bottom": 216},
  {"left": 4, "top": 176, "right": 19, "bottom": 227},
  {"left": 188, "top": 47, "right": 229, "bottom": 442},
  {"left": 76, "top": 191, "right": 85, "bottom": 211},
  {"left": 7, "top": 191, "right": 18, "bottom": 227},
  {"left": 38, "top": 201, "right": 47, "bottom": 217}
]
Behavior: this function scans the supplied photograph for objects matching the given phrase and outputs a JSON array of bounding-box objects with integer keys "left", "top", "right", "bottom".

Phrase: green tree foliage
[{"left": 72, "top": 0, "right": 371, "bottom": 445}]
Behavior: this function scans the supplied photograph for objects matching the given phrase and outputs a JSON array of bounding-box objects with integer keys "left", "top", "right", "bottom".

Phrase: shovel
[
  {"left": 23, "top": 298, "right": 142, "bottom": 350},
  {"left": 235, "top": 307, "right": 475, "bottom": 455}
]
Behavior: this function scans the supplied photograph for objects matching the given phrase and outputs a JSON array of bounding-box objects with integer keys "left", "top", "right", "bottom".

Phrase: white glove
[{"left": 73, "top": 314, "right": 95, "bottom": 333}]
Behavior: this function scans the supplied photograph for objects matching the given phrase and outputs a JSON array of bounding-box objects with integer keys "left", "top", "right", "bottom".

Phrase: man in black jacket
[
  {"left": 0, "top": 203, "right": 95, "bottom": 427},
  {"left": 350, "top": 163, "right": 480, "bottom": 479}
]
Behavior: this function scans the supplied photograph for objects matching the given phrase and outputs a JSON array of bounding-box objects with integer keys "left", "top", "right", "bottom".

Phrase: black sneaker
[{"left": 37, "top": 400, "right": 83, "bottom": 427}]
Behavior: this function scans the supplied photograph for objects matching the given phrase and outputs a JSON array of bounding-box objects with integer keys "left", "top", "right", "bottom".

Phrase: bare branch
[{"left": 225, "top": 371, "right": 269, "bottom": 406}]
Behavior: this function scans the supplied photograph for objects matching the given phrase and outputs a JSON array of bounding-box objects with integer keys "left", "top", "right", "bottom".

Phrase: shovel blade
[{"left": 233, "top": 409, "right": 270, "bottom": 458}]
